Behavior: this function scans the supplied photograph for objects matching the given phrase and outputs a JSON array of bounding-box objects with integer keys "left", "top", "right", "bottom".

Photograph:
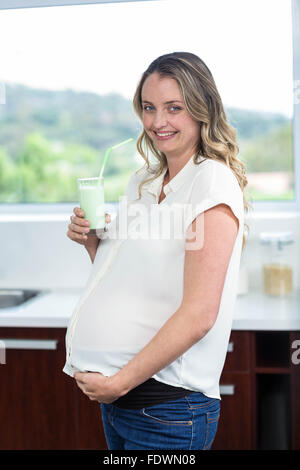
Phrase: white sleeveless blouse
[{"left": 63, "top": 154, "right": 244, "bottom": 400}]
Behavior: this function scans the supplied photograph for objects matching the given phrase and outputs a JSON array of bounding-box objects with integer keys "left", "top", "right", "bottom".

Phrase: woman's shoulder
[
  {"left": 194, "top": 157, "right": 240, "bottom": 190},
  {"left": 194, "top": 156, "right": 232, "bottom": 175},
  {"left": 189, "top": 158, "right": 244, "bottom": 223},
  {"left": 190, "top": 158, "right": 243, "bottom": 214}
]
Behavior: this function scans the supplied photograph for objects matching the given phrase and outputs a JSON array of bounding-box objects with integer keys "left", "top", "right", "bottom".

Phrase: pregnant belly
[
  {"left": 69, "top": 304, "right": 162, "bottom": 374},
  {"left": 69, "top": 347, "right": 138, "bottom": 376},
  {"left": 67, "top": 282, "right": 178, "bottom": 375}
]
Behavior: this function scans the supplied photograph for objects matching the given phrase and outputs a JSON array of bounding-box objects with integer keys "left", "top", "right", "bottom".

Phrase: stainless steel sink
[{"left": 0, "top": 289, "right": 44, "bottom": 308}]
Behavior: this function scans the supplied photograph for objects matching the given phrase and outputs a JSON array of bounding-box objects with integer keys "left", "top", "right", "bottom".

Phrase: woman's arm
[
  {"left": 84, "top": 214, "right": 111, "bottom": 263},
  {"left": 84, "top": 235, "right": 100, "bottom": 263},
  {"left": 111, "top": 203, "right": 239, "bottom": 397},
  {"left": 67, "top": 207, "right": 102, "bottom": 262}
]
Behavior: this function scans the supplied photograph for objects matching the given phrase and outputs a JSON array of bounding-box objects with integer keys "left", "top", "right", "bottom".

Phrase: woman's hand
[
  {"left": 66, "top": 207, "right": 111, "bottom": 247},
  {"left": 74, "top": 371, "right": 121, "bottom": 404}
]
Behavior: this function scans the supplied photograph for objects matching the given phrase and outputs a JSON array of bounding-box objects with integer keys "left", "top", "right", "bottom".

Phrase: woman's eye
[
  {"left": 170, "top": 106, "right": 182, "bottom": 112},
  {"left": 143, "top": 105, "right": 154, "bottom": 111},
  {"left": 142, "top": 105, "right": 182, "bottom": 112}
]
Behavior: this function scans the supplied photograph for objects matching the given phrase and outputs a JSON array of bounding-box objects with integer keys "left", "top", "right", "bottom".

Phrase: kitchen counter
[
  {"left": 233, "top": 288, "right": 300, "bottom": 330},
  {"left": 0, "top": 287, "right": 299, "bottom": 330},
  {"left": 0, "top": 288, "right": 80, "bottom": 328}
]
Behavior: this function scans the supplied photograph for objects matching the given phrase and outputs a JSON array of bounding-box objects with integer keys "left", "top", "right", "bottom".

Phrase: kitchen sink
[{"left": 0, "top": 289, "right": 45, "bottom": 308}]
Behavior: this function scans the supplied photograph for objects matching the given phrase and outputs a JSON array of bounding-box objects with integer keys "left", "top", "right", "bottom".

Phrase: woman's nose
[{"left": 153, "top": 110, "right": 168, "bottom": 129}]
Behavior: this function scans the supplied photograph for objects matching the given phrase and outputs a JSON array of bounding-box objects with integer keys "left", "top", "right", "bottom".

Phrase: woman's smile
[{"left": 153, "top": 130, "right": 179, "bottom": 141}]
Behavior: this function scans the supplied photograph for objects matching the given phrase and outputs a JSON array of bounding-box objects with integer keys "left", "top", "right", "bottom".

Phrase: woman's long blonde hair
[{"left": 133, "top": 52, "right": 252, "bottom": 250}]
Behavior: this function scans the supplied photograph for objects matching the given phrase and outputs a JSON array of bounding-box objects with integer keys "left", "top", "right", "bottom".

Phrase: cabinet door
[
  {"left": 0, "top": 327, "right": 77, "bottom": 449},
  {"left": 76, "top": 386, "right": 108, "bottom": 449},
  {"left": 223, "top": 331, "right": 251, "bottom": 372},
  {"left": 211, "top": 372, "right": 252, "bottom": 450}
]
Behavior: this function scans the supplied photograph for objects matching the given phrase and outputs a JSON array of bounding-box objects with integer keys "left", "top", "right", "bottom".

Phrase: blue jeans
[{"left": 100, "top": 392, "right": 220, "bottom": 450}]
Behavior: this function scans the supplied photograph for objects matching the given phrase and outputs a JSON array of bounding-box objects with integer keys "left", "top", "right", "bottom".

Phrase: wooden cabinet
[
  {"left": 212, "top": 330, "right": 300, "bottom": 450},
  {"left": 212, "top": 331, "right": 252, "bottom": 450},
  {"left": 0, "top": 327, "right": 105, "bottom": 450},
  {"left": 0, "top": 327, "right": 299, "bottom": 450}
]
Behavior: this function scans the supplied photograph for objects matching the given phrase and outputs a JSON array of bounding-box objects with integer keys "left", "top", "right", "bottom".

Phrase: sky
[{"left": 0, "top": 0, "right": 294, "bottom": 117}]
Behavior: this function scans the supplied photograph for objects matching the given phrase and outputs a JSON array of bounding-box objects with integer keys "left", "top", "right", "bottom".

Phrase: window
[{"left": 0, "top": 0, "right": 299, "bottom": 210}]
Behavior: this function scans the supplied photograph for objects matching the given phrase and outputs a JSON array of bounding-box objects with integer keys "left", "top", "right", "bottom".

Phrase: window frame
[
  {"left": 0, "top": 0, "right": 156, "bottom": 9},
  {"left": 252, "top": 0, "right": 299, "bottom": 213},
  {"left": 0, "top": 0, "right": 299, "bottom": 214}
]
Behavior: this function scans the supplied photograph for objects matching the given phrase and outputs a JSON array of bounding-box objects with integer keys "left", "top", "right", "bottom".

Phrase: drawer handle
[
  {"left": 227, "top": 342, "right": 234, "bottom": 353},
  {"left": 0, "top": 340, "right": 5, "bottom": 364},
  {"left": 0, "top": 339, "right": 58, "bottom": 350},
  {"left": 220, "top": 384, "right": 235, "bottom": 396}
]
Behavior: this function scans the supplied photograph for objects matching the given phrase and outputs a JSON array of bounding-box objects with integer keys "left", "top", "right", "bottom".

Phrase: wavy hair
[{"left": 133, "top": 52, "right": 252, "bottom": 250}]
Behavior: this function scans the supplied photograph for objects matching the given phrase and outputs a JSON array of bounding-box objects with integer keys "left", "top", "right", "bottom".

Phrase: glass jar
[{"left": 260, "top": 231, "right": 294, "bottom": 296}]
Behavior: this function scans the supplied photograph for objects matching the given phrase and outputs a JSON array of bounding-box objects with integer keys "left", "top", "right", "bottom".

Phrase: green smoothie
[{"left": 78, "top": 177, "right": 105, "bottom": 230}]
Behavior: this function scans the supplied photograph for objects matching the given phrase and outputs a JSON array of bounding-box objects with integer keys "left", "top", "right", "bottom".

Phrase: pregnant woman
[{"left": 64, "top": 51, "right": 250, "bottom": 450}]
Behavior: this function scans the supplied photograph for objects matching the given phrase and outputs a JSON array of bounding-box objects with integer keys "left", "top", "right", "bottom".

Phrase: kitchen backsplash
[{"left": 1, "top": 206, "right": 300, "bottom": 292}]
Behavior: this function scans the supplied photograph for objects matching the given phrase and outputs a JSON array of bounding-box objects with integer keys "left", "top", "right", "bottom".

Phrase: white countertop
[
  {"left": 0, "top": 288, "right": 79, "bottom": 328},
  {"left": 233, "top": 288, "right": 300, "bottom": 330},
  {"left": 0, "top": 287, "right": 299, "bottom": 330}
]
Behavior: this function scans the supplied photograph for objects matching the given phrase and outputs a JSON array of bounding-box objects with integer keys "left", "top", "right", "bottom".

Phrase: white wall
[
  {"left": 242, "top": 212, "right": 300, "bottom": 292},
  {"left": 1, "top": 207, "right": 299, "bottom": 293}
]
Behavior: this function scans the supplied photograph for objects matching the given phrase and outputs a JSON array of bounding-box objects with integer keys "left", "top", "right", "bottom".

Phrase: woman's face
[{"left": 141, "top": 72, "right": 200, "bottom": 160}]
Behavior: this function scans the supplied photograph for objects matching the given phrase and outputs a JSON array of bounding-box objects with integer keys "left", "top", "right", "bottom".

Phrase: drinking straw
[{"left": 98, "top": 138, "right": 133, "bottom": 179}]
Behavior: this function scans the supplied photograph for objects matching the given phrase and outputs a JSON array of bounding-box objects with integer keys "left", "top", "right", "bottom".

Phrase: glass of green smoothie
[
  {"left": 77, "top": 138, "right": 133, "bottom": 235},
  {"left": 78, "top": 176, "right": 105, "bottom": 233}
]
